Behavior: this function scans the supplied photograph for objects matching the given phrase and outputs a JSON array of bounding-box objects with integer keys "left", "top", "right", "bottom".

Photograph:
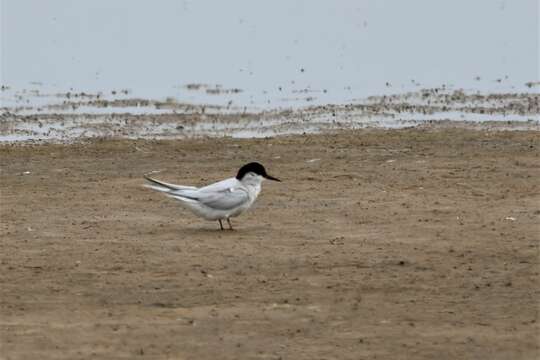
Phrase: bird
[{"left": 143, "top": 162, "right": 280, "bottom": 230}]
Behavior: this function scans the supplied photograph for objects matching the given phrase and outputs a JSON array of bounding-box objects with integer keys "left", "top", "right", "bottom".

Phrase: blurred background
[{"left": 1, "top": 0, "right": 538, "bottom": 109}]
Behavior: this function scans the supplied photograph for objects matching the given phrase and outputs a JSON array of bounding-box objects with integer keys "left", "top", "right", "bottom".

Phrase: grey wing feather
[
  {"left": 202, "top": 189, "right": 249, "bottom": 210},
  {"left": 172, "top": 188, "right": 249, "bottom": 210}
]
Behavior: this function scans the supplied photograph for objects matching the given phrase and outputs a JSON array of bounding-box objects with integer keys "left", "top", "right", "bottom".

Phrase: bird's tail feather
[
  {"left": 143, "top": 184, "right": 172, "bottom": 193},
  {"left": 143, "top": 183, "right": 197, "bottom": 204},
  {"left": 143, "top": 175, "right": 197, "bottom": 191}
]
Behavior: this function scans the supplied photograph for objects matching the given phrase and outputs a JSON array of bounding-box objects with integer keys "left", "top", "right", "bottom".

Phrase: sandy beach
[{"left": 1, "top": 127, "right": 538, "bottom": 359}]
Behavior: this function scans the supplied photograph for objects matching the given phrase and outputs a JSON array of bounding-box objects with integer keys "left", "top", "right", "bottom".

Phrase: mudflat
[{"left": 1, "top": 128, "right": 539, "bottom": 359}]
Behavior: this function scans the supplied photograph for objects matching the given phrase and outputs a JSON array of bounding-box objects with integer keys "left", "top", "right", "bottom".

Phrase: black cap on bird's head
[{"left": 236, "top": 162, "right": 281, "bottom": 182}]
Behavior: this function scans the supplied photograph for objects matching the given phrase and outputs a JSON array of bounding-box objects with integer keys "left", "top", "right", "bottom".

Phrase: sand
[{"left": 1, "top": 128, "right": 539, "bottom": 359}]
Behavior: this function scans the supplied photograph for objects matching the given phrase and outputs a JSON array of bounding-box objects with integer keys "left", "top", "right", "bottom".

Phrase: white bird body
[{"left": 144, "top": 162, "right": 279, "bottom": 230}]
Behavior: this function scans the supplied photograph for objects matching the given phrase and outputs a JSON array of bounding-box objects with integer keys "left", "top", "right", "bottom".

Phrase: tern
[{"left": 144, "top": 162, "right": 280, "bottom": 230}]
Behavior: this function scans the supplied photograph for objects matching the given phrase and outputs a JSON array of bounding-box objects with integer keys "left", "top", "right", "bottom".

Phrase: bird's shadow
[
  {"left": 162, "top": 226, "right": 237, "bottom": 236},
  {"left": 153, "top": 223, "right": 269, "bottom": 238}
]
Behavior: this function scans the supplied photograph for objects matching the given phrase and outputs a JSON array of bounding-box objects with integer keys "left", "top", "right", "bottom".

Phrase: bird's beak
[{"left": 264, "top": 174, "right": 281, "bottom": 182}]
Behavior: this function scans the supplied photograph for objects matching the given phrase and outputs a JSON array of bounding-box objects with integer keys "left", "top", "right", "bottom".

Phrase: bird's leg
[
  {"left": 218, "top": 219, "right": 224, "bottom": 231},
  {"left": 227, "top": 218, "right": 234, "bottom": 231}
]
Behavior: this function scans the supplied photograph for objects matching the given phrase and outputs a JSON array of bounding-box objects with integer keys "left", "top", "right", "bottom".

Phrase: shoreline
[
  {"left": 1, "top": 117, "right": 539, "bottom": 145},
  {"left": 2, "top": 88, "right": 538, "bottom": 143}
]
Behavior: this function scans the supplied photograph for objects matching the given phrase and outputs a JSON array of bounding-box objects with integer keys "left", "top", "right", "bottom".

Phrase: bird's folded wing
[
  {"left": 198, "top": 177, "right": 238, "bottom": 192},
  {"left": 170, "top": 187, "right": 249, "bottom": 210}
]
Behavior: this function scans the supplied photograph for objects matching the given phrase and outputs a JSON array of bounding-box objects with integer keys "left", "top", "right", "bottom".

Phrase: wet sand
[{"left": 1, "top": 128, "right": 539, "bottom": 359}]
